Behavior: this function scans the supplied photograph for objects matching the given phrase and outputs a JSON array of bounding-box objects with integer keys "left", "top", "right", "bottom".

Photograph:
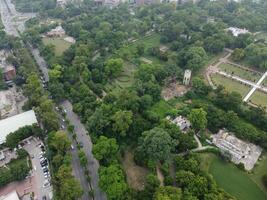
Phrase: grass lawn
[
  {"left": 211, "top": 73, "right": 251, "bottom": 97},
  {"left": 262, "top": 78, "right": 267, "bottom": 87},
  {"left": 198, "top": 153, "right": 267, "bottom": 200},
  {"left": 149, "top": 100, "right": 174, "bottom": 118},
  {"left": 249, "top": 90, "right": 267, "bottom": 109},
  {"left": 218, "top": 63, "right": 262, "bottom": 83},
  {"left": 122, "top": 149, "right": 149, "bottom": 190},
  {"left": 105, "top": 61, "right": 136, "bottom": 93},
  {"left": 255, "top": 32, "right": 267, "bottom": 43},
  {"left": 249, "top": 153, "right": 267, "bottom": 195},
  {"left": 42, "top": 37, "right": 71, "bottom": 56}
]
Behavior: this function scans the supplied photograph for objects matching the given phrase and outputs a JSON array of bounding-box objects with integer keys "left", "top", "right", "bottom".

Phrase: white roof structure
[
  {"left": 167, "top": 115, "right": 191, "bottom": 132},
  {"left": 227, "top": 27, "right": 250, "bottom": 37},
  {"left": 0, "top": 191, "right": 20, "bottom": 200},
  {"left": 0, "top": 110, "right": 38, "bottom": 144}
]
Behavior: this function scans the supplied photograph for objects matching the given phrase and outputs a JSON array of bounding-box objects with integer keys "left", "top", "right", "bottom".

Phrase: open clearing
[
  {"left": 122, "top": 149, "right": 149, "bottom": 191},
  {"left": 105, "top": 61, "right": 136, "bottom": 93},
  {"left": 218, "top": 63, "right": 262, "bottom": 83},
  {"left": 211, "top": 73, "right": 251, "bottom": 97},
  {"left": 198, "top": 153, "right": 267, "bottom": 200},
  {"left": 149, "top": 100, "right": 175, "bottom": 118},
  {"left": 249, "top": 90, "right": 267, "bottom": 109},
  {"left": 42, "top": 37, "right": 71, "bottom": 56}
]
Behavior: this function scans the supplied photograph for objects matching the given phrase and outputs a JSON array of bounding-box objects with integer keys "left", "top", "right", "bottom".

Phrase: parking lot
[{"left": 22, "top": 137, "right": 53, "bottom": 200}]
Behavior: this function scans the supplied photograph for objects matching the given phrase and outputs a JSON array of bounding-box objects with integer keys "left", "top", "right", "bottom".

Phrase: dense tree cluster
[
  {"left": 0, "top": 149, "right": 30, "bottom": 187},
  {"left": 47, "top": 131, "right": 83, "bottom": 200}
]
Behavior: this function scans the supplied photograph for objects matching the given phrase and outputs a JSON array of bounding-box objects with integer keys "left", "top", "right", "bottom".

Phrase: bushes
[
  {"left": 5, "top": 125, "right": 42, "bottom": 148},
  {"left": 0, "top": 153, "right": 30, "bottom": 187}
]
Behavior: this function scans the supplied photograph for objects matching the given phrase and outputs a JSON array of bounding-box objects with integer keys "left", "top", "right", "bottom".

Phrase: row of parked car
[{"left": 38, "top": 145, "right": 51, "bottom": 183}]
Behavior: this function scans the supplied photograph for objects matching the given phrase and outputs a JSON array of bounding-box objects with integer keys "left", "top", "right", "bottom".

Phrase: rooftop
[
  {"left": 0, "top": 191, "right": 20, "bottom": 200},
  {"left": 0, "top": 110, "right": 38, "bottom": 144}
]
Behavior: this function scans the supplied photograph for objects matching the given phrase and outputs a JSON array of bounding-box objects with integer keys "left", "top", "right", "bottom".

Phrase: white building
[
  {"left": 0, "top": 191, "right": 20, "bottom": 200},
  {"left": 227, "top": 27, "right": 250, "bottom": 37},
  {"left": 212, "top": 129, "right": 262, "bottom": 170},
  {"left": 183, "top": 69, "right": 191, "bottom": 86},
  {"left": 167, "top": 115, "right": 191, "bottom": 132},
  {"left": 0, "top": 110, "right": 38, "bottom": 144}
]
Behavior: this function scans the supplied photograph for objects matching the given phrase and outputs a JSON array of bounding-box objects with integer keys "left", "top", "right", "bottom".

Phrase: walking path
[{"left": 243, "top": 71, "right": 267, "bottom": 102}]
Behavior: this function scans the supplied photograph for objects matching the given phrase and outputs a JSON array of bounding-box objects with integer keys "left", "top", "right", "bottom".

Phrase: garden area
[
  {"left": 42, "top": 37, "right": 71, "bottom": 56},
  {"left": 218, "top": 63, "right": 262, "bottom": 83},
  {"left": 249, "top": 90, "right": 267, "bottom": 109},
  {"left": 198, "top": 153, "right": 267, "bottom": 200},
  {"left": 105, "top": 61, "right": 136, "bottom": 93},
  {"left": 211, "top": 73, "right": 251, "bottom": 97}
]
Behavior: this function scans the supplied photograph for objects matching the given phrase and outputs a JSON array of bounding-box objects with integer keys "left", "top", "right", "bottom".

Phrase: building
[
  {"left": 57, "top": 0, "right": 66, "bottom": 6},
  {"left": 183, "top": 69, "right": 191, "bottom": 86},
  {"left": 0, "top": 50, "right": 16, "bottom": 81},
  {"left": 212, "top": 129, "right": 262, "bottom": 170},
  {"left": 167, "top": 115, "right": 191, "bottom": 132},
  {"left": 227, "top": 27, "right": 250, "bottom": 37},
  {"left": 46, "top": 26, "right": 66, "bottom": 37},
  {"left": 0, "top": 110, "right": 38, "bottom": 145},
  {"left": 0, "top": 191, "right": 20, "bottom": 200}
]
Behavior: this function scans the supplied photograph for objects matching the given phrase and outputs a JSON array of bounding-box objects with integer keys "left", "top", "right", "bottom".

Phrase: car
[
  {"left": 62, "top": 118, "right": 66, "bottom": 122},
  {"left": 61, "top": 125, "right": 65, "bottom": 129},
  {"left": 42, "top": 196, "right": 47, "bottom": 200},
  {"left": 43, "top": 180, "right": 50, "bottom": 188},
  {"left": 55, "top": 106, "right": 59, "bottom": 111},
  {"left": 41, "top": 163, "right": 47, "bottom": 168},
  {"left": 79, "top": 142, "right": 84, "bottom": 148},
  {"left": 71, "top": 145, "right": 74, "bottom": 150},
  {"left": 39, "top": 155, "right": 44, "bottom": 159},
  {"left": 43, "top": 168, "right": 49, "bottom": 173},
  {"left": 40, "top": 160, "right": 47, "bottom": 165},
  {"left": 63, "top": 109, "right": 67, "bottom": 113}
]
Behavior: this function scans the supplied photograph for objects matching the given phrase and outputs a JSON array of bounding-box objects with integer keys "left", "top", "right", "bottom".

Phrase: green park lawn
[
  {"left": 249, "top": 90, "right": 267, "bottom": 109},
  {"left": 105, "top": 61, "right": 136, "bottom": 93},
  {"left": 218, "top": 63, "right": 262, "bottom": 83},
  {"left": 42, "top": 37, "right": 71, "bottom": 56},
  {"left": 199, "top": 153, "right": 267, "bottom": 200},
  {"left": 149, "top": 100, "right": 175, "bottom": 118},
  {"left": 211, "top": 73, "right": 251, "bottom": 98}
]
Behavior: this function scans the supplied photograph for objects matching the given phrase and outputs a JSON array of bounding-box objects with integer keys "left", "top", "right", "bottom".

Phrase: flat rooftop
[
  {"left": 0, "top": 110, "right": 38, "bottom": 144},
  {"left": 0, "top": 191, "right": 20, "bottom": 200}
]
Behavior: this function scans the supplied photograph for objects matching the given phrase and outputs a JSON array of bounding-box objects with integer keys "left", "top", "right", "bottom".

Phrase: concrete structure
[
  {"left": 0, "top": 110, "right": 38, "bottom": 144},
  {"left": 0, "top": 50, "right": 16, "bottom": 81},
  {"left": 212, "top": 129, "right": 262, "bottom": 170},
  {"left": 46, "top": 26, "right": 65, "bottom": 37},
  {"left": 0, "top": 191, "right": 20, "bottom": 200},
  {"left": 183, "top": 69, "right": 191, "bottom": 85},
  {"left": 227, "top": 27, "right": 250, "bottom": 37},
  {"left": 0, "top": 90, "right": 16, "bottom": 119},
  {"left": 57, "top": 0, "right": 66, "bottom": 6},
  {"left": 167, "top": 115, "right": 191, "bottom": 132}
]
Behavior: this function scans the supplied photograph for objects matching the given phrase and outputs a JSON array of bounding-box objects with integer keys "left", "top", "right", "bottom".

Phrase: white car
[{"left": 43, "top": 180, "right": 50, "bottom": 188}]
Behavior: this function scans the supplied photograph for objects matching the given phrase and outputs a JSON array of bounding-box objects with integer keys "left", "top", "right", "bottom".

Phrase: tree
[
  {"left": 99, "top": 164, "right": 128, "bottom": 200},
  {"left": 180, "top": 47, "right": 207, "bottom": 71},
  {"left": 232, "top": 48, "right": 245, "bottom": 61},
  {"left": 154, "top": 186, "right": 182, "bottom": 200},
  {"left": 188, "top": 108, "right": 207, "bottom": 131},
  {"left": 137, "top": 127, "right": 174, "bottom": 162},
  {"left": 55, "top": 165, "right": 83, "bottom": 200},
  {"left": 78, "top": 150, "right": 88, "bottom": 168},
  {"left": 112, "top": 110, "right": 133, "bottom": 137},
  {"left": 262, "top": 174, "right": 267, "bottom": 188},
  {"left": 92, "top": 136, "right": 118, "bottom": 164},
  {"left": 105, "top": 58, "right": 123, "bottom": 78},
  {"left": 49, "top": 131, "right": 71, "bottom": 155}
]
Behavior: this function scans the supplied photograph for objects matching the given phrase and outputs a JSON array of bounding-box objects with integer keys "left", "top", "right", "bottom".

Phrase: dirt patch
[
  {"left": 161, "top": 81, "right": 189, "bottom": 101},
  {"left": 122, "top": 149, "right": 149, "bottom": 191}
]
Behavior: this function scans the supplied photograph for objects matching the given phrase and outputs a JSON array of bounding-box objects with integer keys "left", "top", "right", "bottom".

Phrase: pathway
[
  {"left": 156, "top": 164, "right": 164, "bottom": 186},
  {"left": 243, "top": 71, "right": 267, "bottom": 102}
]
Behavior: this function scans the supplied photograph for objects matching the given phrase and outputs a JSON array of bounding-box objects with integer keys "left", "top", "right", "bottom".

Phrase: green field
[
  {"left": 105, "top": 61, "right": 136, "bottom": 93},
  {"left": 218, "top": 63, "right": 262, "bottom": 83},
  {"left": 255, "top": 32, "right": 267, "bottom": 43},
  {"left": 249, "top": 90, "right": 267, "bottom": 109},
  {"left": 149, "top": 100, "right": 174, "bottom": 118},
  {"left": 262, "top": 78, "right": 267, "bottom": 87},
  {"left": 199, "top": 153, "right": 267, "bottom": 200},
  {"left": 211, "top": 73, "right": 251, "bottom": 97},
  {"left": 42, "top": 37, "right": 71, "bottom": 56}
]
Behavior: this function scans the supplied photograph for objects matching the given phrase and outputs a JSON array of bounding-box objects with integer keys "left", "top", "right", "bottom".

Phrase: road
[
  {"left": 29, "top": 44, "right": 50, "bottom": 82},
  {"left": 61, "top": 100, "right": 106, "bottom": 200}
]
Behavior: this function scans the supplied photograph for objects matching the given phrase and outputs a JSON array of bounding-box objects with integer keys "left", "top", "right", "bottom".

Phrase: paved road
[
  {"left": 61, "top": 100, "right": 106, "bottom": 200},
  {"left": 29, "top": 44, "right": 50, "bottom": 82}
]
